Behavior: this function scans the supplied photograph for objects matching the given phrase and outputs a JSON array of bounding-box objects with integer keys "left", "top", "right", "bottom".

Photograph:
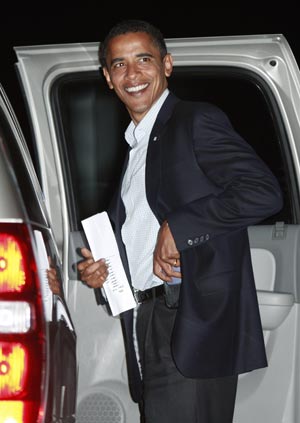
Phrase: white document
[
  {"left": 81, "top": 211, "right": 137, "bottom": 316},
  {"left": 34, "top": 230, "right": 53, "bottom": 321}
]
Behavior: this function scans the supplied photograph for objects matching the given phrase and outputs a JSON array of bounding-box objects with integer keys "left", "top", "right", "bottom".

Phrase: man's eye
[
  {"left": 136, "top": 56, "right": 151, "bottom": 64},
  {"left": 113, "top": 62, "right": 124, "bottom": 69}
]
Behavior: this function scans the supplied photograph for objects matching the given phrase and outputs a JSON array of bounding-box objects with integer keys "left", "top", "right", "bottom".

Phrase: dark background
[{"left": 0, "top": 6, "right": 298, "bottom": 138}]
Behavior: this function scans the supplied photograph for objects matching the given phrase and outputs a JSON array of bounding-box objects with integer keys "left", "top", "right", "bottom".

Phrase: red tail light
[
  {"left": 0, "top": 233, "right": 26, "bottom": 293},
  {"left": 0, "top": 223, "right": 46, "bottom": 423},
  {"left": 0, "top": 342, "right": 27, "bottom": 396}
]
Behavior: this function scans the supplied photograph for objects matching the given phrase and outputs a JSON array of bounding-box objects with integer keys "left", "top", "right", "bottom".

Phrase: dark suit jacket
[{"left": 108, "top": 92, "right": 283, "bottom": 402}]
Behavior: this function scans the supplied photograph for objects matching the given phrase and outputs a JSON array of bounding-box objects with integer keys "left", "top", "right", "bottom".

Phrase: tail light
[{"left": 0, "top": 223, "right": 46, "bottom": 423}]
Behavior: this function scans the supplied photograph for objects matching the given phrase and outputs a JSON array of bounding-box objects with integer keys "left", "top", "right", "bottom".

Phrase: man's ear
[
  {"left": 164, "top": 53, "right": 173, "bottom": 77},
  {"left": 102, "top": 67, "right": 114, "bottom": 89}
]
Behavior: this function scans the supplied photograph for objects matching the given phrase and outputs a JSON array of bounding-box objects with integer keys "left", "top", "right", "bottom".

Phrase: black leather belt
[{"left": 133, "top": 284, "right": 165, "bottom": 304}]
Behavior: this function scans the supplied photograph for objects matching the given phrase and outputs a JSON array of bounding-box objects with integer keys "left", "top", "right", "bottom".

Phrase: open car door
[{"left": 14, "top": 34, "right": 300, "bottom": 422}]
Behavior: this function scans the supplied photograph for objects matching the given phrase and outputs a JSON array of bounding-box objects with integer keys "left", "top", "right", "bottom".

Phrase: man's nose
[{"left": 125, "top": 62, "right": 139, "bottom": 79}]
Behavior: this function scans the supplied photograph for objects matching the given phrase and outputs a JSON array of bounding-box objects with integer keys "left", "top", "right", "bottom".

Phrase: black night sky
[{"left": 0, "top": 6, "right": 298, "bottom": 132}]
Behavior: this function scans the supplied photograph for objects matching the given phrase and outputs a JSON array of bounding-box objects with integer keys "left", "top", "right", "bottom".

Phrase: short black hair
[{"left": 98, "top": 19, "right": 168, "bottom": 69}]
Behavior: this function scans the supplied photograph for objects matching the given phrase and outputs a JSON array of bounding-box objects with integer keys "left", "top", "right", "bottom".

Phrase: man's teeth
[{"left": 126, "top": 84, "right": 148, "bottom": 93}]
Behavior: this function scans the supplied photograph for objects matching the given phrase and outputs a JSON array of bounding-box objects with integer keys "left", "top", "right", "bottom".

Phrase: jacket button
[
  {"left": 194, "top": 237, "right": 199, "bottom": 244},
  {"left": 205, "top": 234, "right": 210, "bottom": 240},
  {"left": 187, "top": 239, "right": 193, "bottom": 246},
  {"left": 200, "top": 235, "right": 204, "bottom": 243}
]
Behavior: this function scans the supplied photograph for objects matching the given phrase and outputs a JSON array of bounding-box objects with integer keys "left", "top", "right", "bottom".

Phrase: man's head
[
  {"left": 98, "top": 20, "right": 168, "bottom": 69},
  {"left": 98, "top": 19, "right": 173, "bottom": 124}
]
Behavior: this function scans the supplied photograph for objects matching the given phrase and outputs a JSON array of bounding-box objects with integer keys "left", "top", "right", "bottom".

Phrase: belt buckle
[
  {"left": 133, "top": 288, "right": 151, "bottom": 304},
  {"left": 133, "top": 289, "right": 143, "bottom": 304}
]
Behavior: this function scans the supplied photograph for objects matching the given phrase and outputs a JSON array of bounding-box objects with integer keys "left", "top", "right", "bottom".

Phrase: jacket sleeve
[{"left": 167, "top": 104, "right": 283, "bottom": 251}]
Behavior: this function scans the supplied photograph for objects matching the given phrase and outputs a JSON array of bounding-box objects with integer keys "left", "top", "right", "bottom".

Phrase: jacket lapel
[{"left": 145, "top": 92, "right": 180, "bottom": 221}]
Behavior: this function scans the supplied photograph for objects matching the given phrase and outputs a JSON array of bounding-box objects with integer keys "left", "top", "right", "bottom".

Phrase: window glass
[
  {"left": 0, "top": 107, "right": 46, "bottom": 225},
  {"left": 52, "top": 73, "right": 129, "bottom": 229},
  {"left": 51, "top": 67, "right": 296, "bottom": 228},
  {"left": 168, "top": 67, "right": 296, "bottom": 224}
]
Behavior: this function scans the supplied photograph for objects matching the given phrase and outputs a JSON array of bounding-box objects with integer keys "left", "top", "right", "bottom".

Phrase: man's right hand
[{"left": 77, "top": 247, "right": 108, "bottom": 288}]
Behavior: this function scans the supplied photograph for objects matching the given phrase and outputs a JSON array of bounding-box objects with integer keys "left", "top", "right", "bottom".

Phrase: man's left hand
[{"left": 153, "top": 220, "right": 181, "bottom": 282}]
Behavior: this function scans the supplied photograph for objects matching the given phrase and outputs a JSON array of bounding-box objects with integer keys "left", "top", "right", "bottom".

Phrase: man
[{"left": 78, "top": 19, "right": 283, "bottom": 422}]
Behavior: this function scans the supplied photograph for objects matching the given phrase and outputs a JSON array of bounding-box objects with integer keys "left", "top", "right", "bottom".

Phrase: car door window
[{"left": 51, "top": 73, "right": 129, "bottom": 229}]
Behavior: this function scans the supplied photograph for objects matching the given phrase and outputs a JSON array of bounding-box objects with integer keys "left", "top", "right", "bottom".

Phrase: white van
[{"left": 3, "top": 33, "right": 300, "bottom": 422}]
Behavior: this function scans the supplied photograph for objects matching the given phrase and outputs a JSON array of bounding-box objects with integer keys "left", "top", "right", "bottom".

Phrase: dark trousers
[{"left": 136, "top": 294, "right": 238, "bottom": 423}]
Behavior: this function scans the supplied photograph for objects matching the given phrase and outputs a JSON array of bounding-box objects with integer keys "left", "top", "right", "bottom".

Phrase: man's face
[{"left": 102, "top": 31, "right": 173, "bottom": 124}]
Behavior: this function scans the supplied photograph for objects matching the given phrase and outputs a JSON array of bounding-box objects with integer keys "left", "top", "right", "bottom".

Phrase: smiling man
[
  {"left": 101, "top": 30, "right": 173, "bottom": 125},
  {"left": 77, "top": 19, "right": 283, "bottom": 423}
]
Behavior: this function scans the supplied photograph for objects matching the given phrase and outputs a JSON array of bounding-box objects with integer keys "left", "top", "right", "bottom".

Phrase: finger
[
  {"left": 169, "top": 267, "right": 182, "bottom": 278},
  {"left": 48, "top": 280, "right": 60, "bottom": 294},
  {"left": 77, "top": 258, "right": 94, "bottom": 273},
  {"left": 46, "top": 269, "right": 61, "bottom": 294},
  {"left": 81, "top": 248, "right": 93, "bottom": 258},
  {"left": 167, "top": 256, "right": 180, "bottom": 267},
  {"left": 153, "top": 259, "right": 172, "bottom": 282},
  {"left": 47, "top": 270, "right": 56, "bottom": 282},
  {"left": 81, "top": 259, "right": 107, "bottom": 278},
  {"left": 160, "top": 256, "right": 180, "bottom": 275},
  {"left": 84, "top": 268, "right": 108, "bottom": 288},
  {"left": 158, "top": 253, "right": 180, "bottom": 266},
  {"left": 77, "top": 252, "right": 98, "bottom": 273},
  {"left": 80, "top": 260, "right": 108, "bottom": 285}
]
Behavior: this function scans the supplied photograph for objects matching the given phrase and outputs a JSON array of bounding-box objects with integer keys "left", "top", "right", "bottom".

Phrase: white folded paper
[{"left": 81, "top": 212, "right": 137, "bottom": 316}]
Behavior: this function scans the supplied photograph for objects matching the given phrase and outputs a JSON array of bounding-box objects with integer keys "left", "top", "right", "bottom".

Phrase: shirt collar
[{"left": 125, "top": 89, "right": 169, "bottom": 147}]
